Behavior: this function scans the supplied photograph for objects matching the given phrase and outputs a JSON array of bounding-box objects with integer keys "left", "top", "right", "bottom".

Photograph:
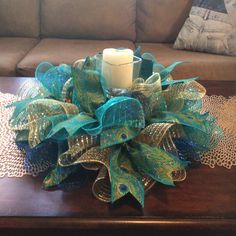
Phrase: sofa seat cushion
[
  {"left": 0, "top": 38, "right": 39, "bottom": 76},
  {"left": 136, "top": 43, "right": 236, "bottom": 81},
  {"left": 17, "top": 39, "right": 135, "bottom": 76}
]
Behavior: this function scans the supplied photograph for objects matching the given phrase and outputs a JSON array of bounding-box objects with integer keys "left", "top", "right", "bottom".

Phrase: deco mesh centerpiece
[{"left": 8, "top": 48, "right": 222, "bottom": 207}]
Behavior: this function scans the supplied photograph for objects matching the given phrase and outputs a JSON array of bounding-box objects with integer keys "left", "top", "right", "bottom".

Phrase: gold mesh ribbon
[
  {"left": 63, "top": 146, "right": 156, "bottom": 203},
  {"left": 136, "top": 123, "right": 187, "bottom": 182}
]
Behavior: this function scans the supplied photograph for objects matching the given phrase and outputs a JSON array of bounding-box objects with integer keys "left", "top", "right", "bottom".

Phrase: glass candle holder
[
  {"left": 95, "top": 53, "right": 142, "bottom": 96},
  {"left": 73, "top": 58, "right": 85, "bottom": 69}
]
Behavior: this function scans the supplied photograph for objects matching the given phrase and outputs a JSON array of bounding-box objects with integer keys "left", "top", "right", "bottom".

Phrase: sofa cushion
[
  {"left": 136, "top": 43, "right": 236, "bottom": 81},
  {"left": 136, "top": 0, "right": 192, "bottom": 43},
  {"left": 17, "top": 39, "right": 135, "bottom": 76},
  {"left": 0, "top": 38, "right": 39, "bottom": 76},
  {"left": 0, "top": 0, "right": 40, "bottom": 37},
  {"left": 41, "top": 0, "right": 136, "bottom": 41},
  {"left": 174, "top": 0, "right": 236, "bottom": 56}
]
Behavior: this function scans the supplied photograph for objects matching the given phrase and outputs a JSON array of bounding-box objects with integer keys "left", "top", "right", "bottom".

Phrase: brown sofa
[{"left": 0, "top": 0, "right": 235, "bottom": 80}]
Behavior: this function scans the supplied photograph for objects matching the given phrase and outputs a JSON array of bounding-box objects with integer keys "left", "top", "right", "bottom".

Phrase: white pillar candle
[{"left": 102, "top": 48, "right": 134, "bottom": 89}]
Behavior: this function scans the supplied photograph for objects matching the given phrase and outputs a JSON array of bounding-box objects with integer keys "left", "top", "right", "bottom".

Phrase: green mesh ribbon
[{"left": 8, "top": 48, "right": 223, "bottom": 207}]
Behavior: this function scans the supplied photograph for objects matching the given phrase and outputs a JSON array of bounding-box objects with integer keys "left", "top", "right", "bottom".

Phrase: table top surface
[{"left": 0, "top": 77, "right": 236, "bottom": 231}]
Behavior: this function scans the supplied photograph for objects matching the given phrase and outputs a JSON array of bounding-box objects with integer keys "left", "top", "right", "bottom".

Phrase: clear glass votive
[
  {"left": 95, "top": 53, "right": 142, "bottom": 97},
  {"left": 73, "top": 58, "right": 85, "bottom": 69}
]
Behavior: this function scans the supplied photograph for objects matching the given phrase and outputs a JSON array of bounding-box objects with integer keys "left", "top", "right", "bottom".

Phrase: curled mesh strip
[
  {"left": 200, "top": 95, "right": 236, "bottom": 169},
  {"left": 0, "top": 92, "right": 51, "bottom": 177}
]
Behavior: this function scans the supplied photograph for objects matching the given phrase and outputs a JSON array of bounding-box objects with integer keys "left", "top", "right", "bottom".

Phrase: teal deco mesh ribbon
[{"left": 8, "top": 48, "right": 223, "bottom": 207}]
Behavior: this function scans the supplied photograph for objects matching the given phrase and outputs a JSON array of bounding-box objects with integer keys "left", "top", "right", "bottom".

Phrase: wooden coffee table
[{"left": 0, "top": 77, "right": 236, "bottom": 236}]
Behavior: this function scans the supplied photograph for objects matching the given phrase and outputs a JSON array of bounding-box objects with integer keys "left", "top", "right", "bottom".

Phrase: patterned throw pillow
[{"left": 174, "top": 0, "right": 236, "bottom": 56}]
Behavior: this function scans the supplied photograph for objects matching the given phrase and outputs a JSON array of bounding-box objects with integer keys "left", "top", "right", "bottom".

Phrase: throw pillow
[{"left": 174, "top": 0, "right": 236, "bottom": 56}]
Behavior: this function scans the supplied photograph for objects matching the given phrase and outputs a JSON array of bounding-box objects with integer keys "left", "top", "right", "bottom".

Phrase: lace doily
[
  {"left": 0, "top": 92, "right": 51, "bottom": 177},
  {"left": 200, "top": 95, "right": 236, "bottom": 169},
  {"left": 0, "top": 92, "right": 236, "bottom": 178}
]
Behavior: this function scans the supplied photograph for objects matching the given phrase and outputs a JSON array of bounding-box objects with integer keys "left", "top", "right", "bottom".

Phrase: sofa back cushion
[
  {"left": 136, "top": 0, "right": 192, "bottom": 43},
  {"left": 0, "top": 0, "right": 40, "bottom": 37},
  {"left": 41, "top": 0, "right": 136, "bottom": 41}
]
